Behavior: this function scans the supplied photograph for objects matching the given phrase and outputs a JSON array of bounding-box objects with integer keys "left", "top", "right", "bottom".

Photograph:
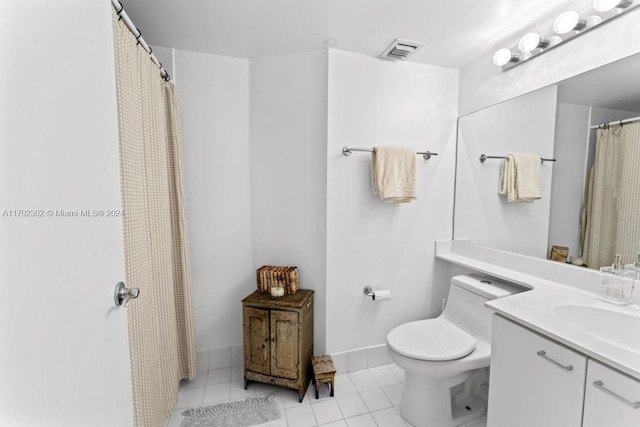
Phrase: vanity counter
[{"left": 436, "top": 243, "right": 640, "bottom": 380}]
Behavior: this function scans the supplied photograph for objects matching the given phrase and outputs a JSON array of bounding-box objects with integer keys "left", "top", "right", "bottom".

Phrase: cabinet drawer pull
[
  {"left": 593, "top": 380, "right": 640, "bottom": 409},
  {"left": 536, "top": 351, "right": 573, "bottom": 371}
]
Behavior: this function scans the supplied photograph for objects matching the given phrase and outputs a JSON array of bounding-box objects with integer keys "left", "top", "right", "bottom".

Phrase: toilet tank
[{"left": 440, "top": 274, "right": 524, "bottom": 342}]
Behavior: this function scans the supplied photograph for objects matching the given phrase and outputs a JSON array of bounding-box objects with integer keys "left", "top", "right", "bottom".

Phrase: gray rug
[{"left": 180, "top": 393, "right": 282, "bottom": 427}]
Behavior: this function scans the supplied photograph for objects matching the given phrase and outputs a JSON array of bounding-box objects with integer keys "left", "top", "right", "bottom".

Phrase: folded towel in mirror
[{"left": 499, "top": 153, "right": 542, "bottom": 203}]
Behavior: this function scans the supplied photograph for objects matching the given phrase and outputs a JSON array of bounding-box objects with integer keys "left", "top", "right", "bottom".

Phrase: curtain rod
[
  {"left": 111, "top": 0, "right": 170, "bottom": 82},
  {"left": 590, "top": 115, "right": 640, "bottom": 130}
]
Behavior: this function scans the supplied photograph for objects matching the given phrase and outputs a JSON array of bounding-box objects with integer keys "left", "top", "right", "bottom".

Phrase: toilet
[{"left": 387, "top": 274, "right": 522, "bottom": 427}]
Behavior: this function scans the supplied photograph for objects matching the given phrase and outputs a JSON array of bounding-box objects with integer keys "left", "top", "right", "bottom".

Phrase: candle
[{"left": 270, "top": 286, "right": 284, "bottom": 298}]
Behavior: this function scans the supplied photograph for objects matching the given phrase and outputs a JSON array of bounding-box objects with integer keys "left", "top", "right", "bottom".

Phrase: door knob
[{"left": 114, "top": 281, "right": 139, "bottom": 307}]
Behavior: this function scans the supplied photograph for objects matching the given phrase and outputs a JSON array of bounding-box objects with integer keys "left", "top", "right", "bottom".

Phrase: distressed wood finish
[
  {"left": 243, "top": 307, "right": 270, "bottom": 375},
  {"left": 312, "top": 355, "right": 336, "bottom": 399},
  {"left": 242, "top": 289, "right": 314, "bottom": 402},
  {"left": 271, "top": 310, "right": 299, "bottom": 379}
]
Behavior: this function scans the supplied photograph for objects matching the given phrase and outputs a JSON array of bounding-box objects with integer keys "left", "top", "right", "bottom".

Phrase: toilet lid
[{"left": 387, "top": 319, "right": 477, "bottom": 361}]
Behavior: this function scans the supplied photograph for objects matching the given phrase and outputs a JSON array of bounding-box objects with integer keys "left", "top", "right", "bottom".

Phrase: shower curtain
[
  {"left": 112, "top": 10, "right": 196, "bottom": 427},
  {"left": 582, "top": 122, "right": 640, "bottom": 269}
]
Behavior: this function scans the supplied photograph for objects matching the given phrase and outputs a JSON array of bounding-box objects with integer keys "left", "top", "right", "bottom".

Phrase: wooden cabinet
[
  {"left": 583, "top": 360, "right": 640, "bottom": 427},
  {"left": 488, "top": 315, "right": 587, "bottom": 427},
  {"left": 242, "top": 290, "right": 313, "bottom": 402}
]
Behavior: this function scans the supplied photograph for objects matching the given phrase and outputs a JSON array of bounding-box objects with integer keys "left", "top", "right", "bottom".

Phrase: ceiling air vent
[{"left": 380, "top": 38, "right": 426, "bottom": 61}]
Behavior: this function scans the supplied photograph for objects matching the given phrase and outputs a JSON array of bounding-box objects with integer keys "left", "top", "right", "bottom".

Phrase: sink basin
[{"left": 554, "top": 305, "right": 640, "bottom": 353}]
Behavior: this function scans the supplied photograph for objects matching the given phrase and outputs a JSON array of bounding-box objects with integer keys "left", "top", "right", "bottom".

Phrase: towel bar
[
  {"left": 342, "top": 146, "right": 437, "bottom": 160},
  {"left": 479, "top": 154, "right": 556, "bottom": 164}
]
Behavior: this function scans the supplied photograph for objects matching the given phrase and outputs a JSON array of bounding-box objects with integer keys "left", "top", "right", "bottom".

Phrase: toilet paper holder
[
  {"left": 363, "top": 286, "right": 392, "bottom": 301},
  {"left": 363, "top": 286, "right": 375, "bottom": 298}
]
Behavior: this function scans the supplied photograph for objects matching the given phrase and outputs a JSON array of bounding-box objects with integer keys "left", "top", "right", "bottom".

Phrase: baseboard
[
  {"left": 197, "top": 343, "right": 391, "bottom": 375},
  {"left": 330, "top": 344, "right": 391, "bottom": 374}
]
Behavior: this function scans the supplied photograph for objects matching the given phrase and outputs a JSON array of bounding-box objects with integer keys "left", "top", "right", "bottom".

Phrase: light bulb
[
  {"left": 553, "top": 11, "right": 587, "bottom": 34},
  {"left": 594, "top": 0, "right": 632, "bottom": 12},
  {"left": 518, "top": 33, "right": 550, "bottom": 53},
  {"left": 493, "top": 49, "right": 519, "bottom": 66}
]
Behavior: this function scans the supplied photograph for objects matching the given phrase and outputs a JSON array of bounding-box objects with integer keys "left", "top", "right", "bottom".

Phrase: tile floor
[{"left": 165, "top": 363, "right": 488, "bottom": 427}]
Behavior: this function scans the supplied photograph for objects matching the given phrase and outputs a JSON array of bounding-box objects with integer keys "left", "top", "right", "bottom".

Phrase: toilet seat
[{"left": 387, "top": 319, "right": 477, "bottom": 361}]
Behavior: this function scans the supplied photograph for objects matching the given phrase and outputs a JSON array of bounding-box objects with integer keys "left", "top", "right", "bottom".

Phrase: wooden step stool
[{"left": 311, "top": 355, "right": 336, "bottom": 399}]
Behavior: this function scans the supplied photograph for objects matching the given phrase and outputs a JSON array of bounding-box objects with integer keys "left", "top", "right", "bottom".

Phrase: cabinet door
[
  {"left": 244, "top": 307, "right": 270, "bottom": 375},
  {"left": 270, "top": 310, "right": 299, "bottom": 379},
  {"left": 488, "top": 315, "right": 587, "bottom": 427},
  {"left": 583, "top": 359, "right": 640, "bottom": 427}
]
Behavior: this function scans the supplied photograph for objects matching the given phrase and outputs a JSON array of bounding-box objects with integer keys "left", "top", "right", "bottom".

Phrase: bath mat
[{"left": 180, "top": 393, "right": 282, "bottom": 427}]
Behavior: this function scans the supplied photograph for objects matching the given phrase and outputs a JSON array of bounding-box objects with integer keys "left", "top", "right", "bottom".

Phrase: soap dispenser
[{"left": 599, "top": 254, "right": 635, "bottom": 305}]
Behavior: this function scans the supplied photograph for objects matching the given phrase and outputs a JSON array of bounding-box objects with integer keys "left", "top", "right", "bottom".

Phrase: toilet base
[{"left": 399, "top": 373, "right": 486, "bottom": 427}]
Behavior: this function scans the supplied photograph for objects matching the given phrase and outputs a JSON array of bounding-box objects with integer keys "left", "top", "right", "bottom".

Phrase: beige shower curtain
[
  {"left": 112, "top": 10, "right": 196, "bottom": 427},
  {"left": 582, "top": 122, "right": 640, "bottom": 269}
]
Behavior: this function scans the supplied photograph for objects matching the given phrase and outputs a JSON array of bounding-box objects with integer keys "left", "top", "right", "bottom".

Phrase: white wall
[
  {"left": 250, "top": 50, "right": 329, "bottom": 354},
  {"left": 0, "top": 1, "right": 133, "bottom": 425},
  {"left": 547, "top": 103, "right": 591, "bottom": 260},
  {"left": 326, "top": 50, "right": 459, "bottom": 354},
  {"left": 454, "top": 86, "right": 557, "bottom": 259},
  {"left": 172, "top": 49, "right": 253, "bottom": 351},
  {"left": 459, "top": 9, "right": 640, "bottom": 115}
]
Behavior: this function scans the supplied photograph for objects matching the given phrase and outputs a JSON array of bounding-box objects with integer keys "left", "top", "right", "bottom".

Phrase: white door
[{"left": 0, "top": 1, "right": 133, "bottom": 426}]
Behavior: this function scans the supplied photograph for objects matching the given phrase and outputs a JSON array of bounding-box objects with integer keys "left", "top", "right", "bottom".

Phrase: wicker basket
[{"left": 256, "top": 266, "right": 299, "bottom": 295}]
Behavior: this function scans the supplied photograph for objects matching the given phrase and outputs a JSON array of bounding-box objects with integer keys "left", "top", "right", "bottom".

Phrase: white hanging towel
[
  {"left": 372, "top": 145, "right": 416, "bottom": 203},
  {"left": 498, "top": 153, "right": 542, "bottom": 203}
]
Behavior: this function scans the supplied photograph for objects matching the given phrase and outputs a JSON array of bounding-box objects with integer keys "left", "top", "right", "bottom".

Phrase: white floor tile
[
  {"left": 465, "top": 415, "right": 488, "bottom": 427},
  {"left": 202, "top": 383, "right": 230, "bottom": 404},
  {"left": 348, "top": 371, "right": 379, "bottom": 393},
  {"left": 319, "top": 420, "right": 348, "bottom": 427},
  {"left": 164, "top": 408, "right": 186, "bottom": 427},
  {"left": 345, "top": 413, "right": 377, "bottom": 427},
  {"left": 231, "top": 345, "right": 243, "bottom": 366},
  {"left": 360, "top": 388, "right": 393, "bottom": 412},
  {"left": 196, "top": 350, "right": 208, "bottom": 373},
  {"left": 285, "top": 404, "right": 317, "bottom": 427},
  {"left": 176, "top": 386, "right": 204, "bottom": 409},
  {"left": 206, "top": 368, "right": 231, "bottom": 385},
  {"left": 382, "top": 383, "right": 403, "bottom": 406},
  {"left": 180, "top": 371, "right": 208, "bottom": 390},
  {"left": 312, "top": 399, "right": 344, "bottom": 425},
  {"left": 231, "top": 365, "right": 244, "bottom": 381},
  {"left": 371, "top": 407, "right": 407, "bottom": 427},
  {"left": 281, "top": 387, "right": 310, "bottom": 407},
  {"left": 337, "top": 394, "right": 368, "bottom": 418},
  {"left": 308, "top": 380, "right": 334, "bottom": 401},
  {"left": 230, "top": 380, "right": 256, "bottom": 399},
  {"left": 333, "top": 374, "right": 357, "bottom": 397},
  {"left": 369, "top": 366, "right": 401, "bottom": 388},
  {"left": 389, "top": 363, "right": 404, "bottom": 383}
]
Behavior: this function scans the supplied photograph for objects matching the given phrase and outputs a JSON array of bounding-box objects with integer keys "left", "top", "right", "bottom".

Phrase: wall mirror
[{"left": 454, "top": 52, "right": 640, "bottom": 270}]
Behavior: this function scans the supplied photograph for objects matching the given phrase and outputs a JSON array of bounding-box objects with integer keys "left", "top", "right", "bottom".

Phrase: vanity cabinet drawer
[
  {"left": 488, "top": 315, "right": 587, "bottom": 427},
  {"left": 583, "top": 360, "right": 640, "bottom": 427}
]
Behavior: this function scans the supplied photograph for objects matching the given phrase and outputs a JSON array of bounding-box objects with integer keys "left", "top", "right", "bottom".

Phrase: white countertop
[{"left": 437, "top": 249, "right": 640, "bottom": 380}]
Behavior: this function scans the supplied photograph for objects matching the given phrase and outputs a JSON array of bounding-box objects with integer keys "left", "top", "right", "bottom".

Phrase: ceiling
[{"left": 122, "top": 0, "right": 589, "bottom": 69}]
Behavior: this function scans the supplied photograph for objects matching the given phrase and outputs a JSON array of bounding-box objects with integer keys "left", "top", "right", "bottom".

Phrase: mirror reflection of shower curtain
[
  {"left": 112, "top": 10, "right": 196, "bottom": 427},
  {"left": 582, "top": 122, "right": 640, "bottom": 269}
]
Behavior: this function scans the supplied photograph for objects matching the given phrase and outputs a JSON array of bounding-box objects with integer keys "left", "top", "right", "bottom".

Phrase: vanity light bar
[{"left": 493, "top": 0, "right": 640, "bottom": 71}]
